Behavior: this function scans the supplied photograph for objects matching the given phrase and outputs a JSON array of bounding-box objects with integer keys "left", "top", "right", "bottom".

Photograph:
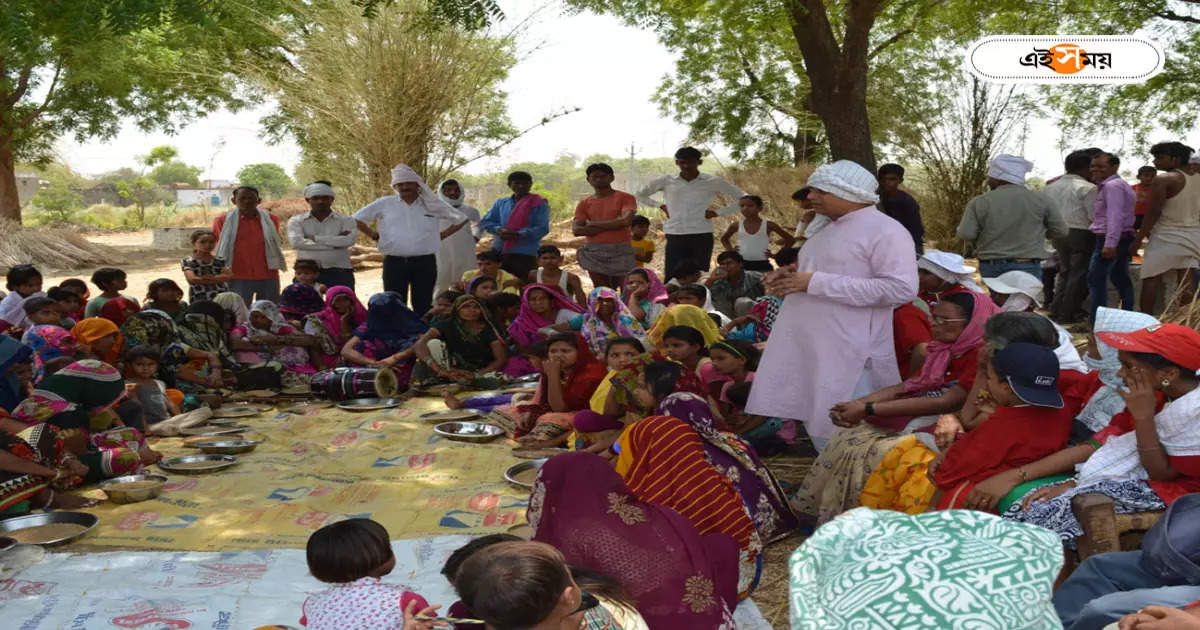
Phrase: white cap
[
  {"left": 919, "top": 250, "right": 976, "bottom": 276},
  {"left": 988, "top": 154, "right": 1034, "bottom": 185},
  {"left": 806, "top": 160, "right": 880, "bottom": 205},
  {"left": 982, "top": 270, "right": 1044, "bottom": 306}
]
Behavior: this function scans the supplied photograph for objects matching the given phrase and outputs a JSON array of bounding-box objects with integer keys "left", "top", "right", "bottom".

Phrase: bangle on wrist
[
  {"left": 864, "top": 402, "right": 875, "bottom": 417},
  {"left": 1018, "top": 467, "right": 1028, "bottom": 483}
]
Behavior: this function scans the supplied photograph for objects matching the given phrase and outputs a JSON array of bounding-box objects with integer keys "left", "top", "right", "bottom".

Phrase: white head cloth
[
  {"left": 917, "top": 250, "right": 983, "bottom": 293},
  {"left": 389, "top": 164, "right": 463, "bottom": 218},
  {"left": 1189, "top": 153, "right": 1200, "bottom": 165},
  {"left": 806, "top": 160, "right": 880, "bottom": 205},
  {"left": 988, "top": 154, "right": 1034, "bottom": 186},
  {"left": 303, "top": 182, "right": 335, "bottom": 198},
  {"left": 437, "top": 179, "right": 467, "bottom": 209},
  {"left": 981, "top": 270, "right": 1045, "bottom": 310}
]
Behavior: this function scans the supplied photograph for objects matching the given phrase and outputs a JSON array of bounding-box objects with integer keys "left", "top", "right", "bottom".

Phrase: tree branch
[
  {"left": 1155, "top": 9, "right": 1200, "bottom": 24},
  {"left": 4, "top": 66, "right": 34, "bottom": 108}
]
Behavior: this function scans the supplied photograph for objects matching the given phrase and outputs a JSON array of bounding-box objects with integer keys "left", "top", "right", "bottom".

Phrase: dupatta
[
  {"left": 530, "top": 452, "right": 739, "bottom": 630},
  {"left": 353, "top": 292, "right": 429, "bottom": 358},
  {"left": 98, "top": 297, "right": 141, "bottom": 327},
  {"left": 0, "top": 336, "right": 32, "bottom": 412},
  {"left": 623, "top": 267, "right": 670, "bottom": 305},
  {"left": 24, "top": 325, "right": 77, "bottom": 381},
  {"left": 902, "top": 291, "right": 999, "bottom": 394},
  {"left": 279, "top": 283, "right": 325, "bottom": 321},
  {"left": 13, "top": 360, "right": 125, "bottom": 432},
  {"left": 508, "top": 284, "right": 583, "bottom": 347},
  {"left": 579, "top": 287, "right": 646, "bottom": 356},
  {"left": 71, "top": 318, "right": 123, "bottom": 365},
  {"left": 608, "top": 352, "right": 709, "bottom": 416},
  {"left": 647, "top": 304, "right": 723, "bottom": 351},
  {"left": 501, "top": 193, "right": 546, "bottom": 253}
]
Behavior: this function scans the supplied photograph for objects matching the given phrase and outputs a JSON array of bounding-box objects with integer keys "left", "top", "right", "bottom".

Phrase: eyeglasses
[{"left": 931, "top": 316, "right": 967, "bottom": 325}]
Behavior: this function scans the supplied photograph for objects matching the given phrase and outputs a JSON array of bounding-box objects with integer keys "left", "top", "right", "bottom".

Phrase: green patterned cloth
[{"left": 790, "top": 508, "right": 1061, "bottom": 629}]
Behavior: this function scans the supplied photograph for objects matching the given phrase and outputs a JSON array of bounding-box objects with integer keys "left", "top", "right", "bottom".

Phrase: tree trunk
[
  {"left": 0, "top": 142, "right": 22, "bottom": 223},
  {"left": 786, "top": 0, "right": 880, "bottom": 172}
]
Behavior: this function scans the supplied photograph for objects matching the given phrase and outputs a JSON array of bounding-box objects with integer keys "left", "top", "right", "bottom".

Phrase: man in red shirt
[
  {"left": 572, "top": 162, "right": 637, "bottom": 288},
  {"left": 212, "top": 186, "right": 284, "bottom": 304},
  {"left": 1132, "top": 165, "right": 1157, "bottom": 231}
]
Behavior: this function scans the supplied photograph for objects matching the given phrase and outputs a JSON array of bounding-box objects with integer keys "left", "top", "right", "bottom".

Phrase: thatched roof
[{"left": 0, "top": 220, "right": 126, "bottom": 272}]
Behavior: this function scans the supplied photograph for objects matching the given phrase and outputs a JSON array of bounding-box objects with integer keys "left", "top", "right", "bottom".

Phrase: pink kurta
[{"left": 747, "top": 206, "right": 918, "bottom": 443}]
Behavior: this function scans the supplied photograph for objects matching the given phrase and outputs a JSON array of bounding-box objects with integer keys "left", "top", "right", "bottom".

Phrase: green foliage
[
  {"left": 236, "top": 163, "right": 294, "bottom": 198},
  {"left": 150, "top": 161, "right": 202, "bottom": 187},
  {"left": 31, "top": 179, "right": 85, "bottom": 224},
  {"left": 352, "top": 0, "right": 504, "bottom": 28}
]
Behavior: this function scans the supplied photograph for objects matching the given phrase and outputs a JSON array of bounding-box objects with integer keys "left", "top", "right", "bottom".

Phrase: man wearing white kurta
[{"left": 747, "top": 160, "right": 918, "bottom": 450}]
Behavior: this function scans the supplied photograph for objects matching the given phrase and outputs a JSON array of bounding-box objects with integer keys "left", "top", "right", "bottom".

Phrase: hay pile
[{"left": 0, "top": 220, "right": 126, "bottom": 271}]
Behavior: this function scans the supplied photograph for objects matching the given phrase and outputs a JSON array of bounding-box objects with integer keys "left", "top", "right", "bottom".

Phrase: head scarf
[
  {"left": 279, "top": 283, "right": 325, "bottom": 321},
  {"left": 624, "top": 268, "right": 669, "bottom": 306},
  {"left": 214, "top": 292, "right": 251, "bottom": 327},
  {"left": 13, "top": 359, "right": 126, "bottom": 431},
  {"left": 390, "top": 164, "right": 462, "bottom": 218},
  {"left": 903, "top": 291, "right": 1000, "bottom": 394},
  {"left": 354, "top": 292, "right": 430, "bottom": 357},
  {"left": 542, "top": 333, "right": 608, "bottom": 411},
  {"left": 1097, "top": 323, "right": 1200, "bottom": 372},
  {"left": 790, "top": 508, "right": 1062, "bottom": 627},
  {"left": 315, "top": 286, "right": 367, "bottom": 348},
  {"left": 121, "top": 310, "right": 191, "bottom": 366},
  {"left": 579, "top": 287, "right": 646, "bottom": 356},
  {"left": 178, "top": 302, "right": 236, "bottom": 367},
  {"left": 508, "top": 284, "right": 584, "bottom": 347},
  {"left": 71, "top": 318, "right": 123, "bottom": 365},
  {"left": 529, "top": 452, "right": 740, "bottom": 630},
  {"left": 614, "top": 414, "right": 762, "bottom": 596},
  {"left": 303, "top": 182, "right": 335, "bottom": 198},
  {"left": 608, "top": 352, "right": 711, "bottom": 417},
  {"left": 745, "top": 296, "right": 781, "bottom": 343},
  {"left": 437, "top": 179, "right": 467, "bottom": 208},
  {"left": 657, "top": 392, "right": 799, "bottom": 543},
  {"left": 248, "top": 300, "right": 291, "bottom": 334},
  {"left": 806, "top": 160, "right": 879, "bottom": 205},
  {"left": 647, "top": 304, "right": 723, "bottom": 351},
  {"left": 98, "top": 297, "right": 140, "bottom": 327},
  {"left": 0, "top": 335, "right": 33, "bottom": 412},
  {"left": 918, "top": 250, "right": 984, "bottom": 293},
  {"left": 988, "top": 154, "right": 1034, "bottom": 185},
  {"left": 24, "top": 325, "right": 78, "bottom": 382}
]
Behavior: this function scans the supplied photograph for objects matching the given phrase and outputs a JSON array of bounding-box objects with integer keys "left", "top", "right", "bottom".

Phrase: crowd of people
[{"left": 2, "top": 141, "right": 1200, "bottom": 629}]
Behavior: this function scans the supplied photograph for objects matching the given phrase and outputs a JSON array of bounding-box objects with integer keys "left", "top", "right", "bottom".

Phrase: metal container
[
  {"left": 158, "top": 454, "right": 239, "bottom": 474},
  {"left": 99, "top": 473, "right": 168, "bottom": 504},
  {"left": 196, "top": 440, "right": 261, "bottom": 455},
  {"left": 504, "top": 458, "right": 547, "bottom": 489},
  {"left": 212, "top": 404, "right": 271, "bottom": 419},
  {"left": 433, "top": 421, "right": 504, "bottom": 444},
  {"left": 281, "top": 400, "right": 333, "bottom": 414},
  {"left": 335, "top": 397, "right": 402, "bottom": 412},
  {"left": 181, "top": 424, "right": 248, "bottom": 437},
  {"left": 0, "top": 511, "right": 99, "bottom": 546},
  {"left": 418, "top": 409, "right": 480, "bottom": 423}
]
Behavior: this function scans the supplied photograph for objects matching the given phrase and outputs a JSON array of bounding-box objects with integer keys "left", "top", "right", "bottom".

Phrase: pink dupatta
[
  {"left": 902, "top": 291, "right": 998, "bottom": 394},
  {"left": 502, "top": 193, "right": 546, "bottom": 253},
  {"left": 507, "top": 284, "right": 583, "bottom": 347}
]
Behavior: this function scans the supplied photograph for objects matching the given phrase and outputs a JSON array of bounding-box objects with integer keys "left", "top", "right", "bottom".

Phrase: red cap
[{"left": 1097, "top": 323, "right": 1200, "bottom": 371}]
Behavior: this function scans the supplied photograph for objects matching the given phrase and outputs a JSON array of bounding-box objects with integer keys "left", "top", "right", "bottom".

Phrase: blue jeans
[
  {"left": 1054, "top": 551, "right": 1200, "bottom": 629},
  {"left": 1088, "top": 233, "right": 1135, "bottom": 320},
  {"left": 978, "top": 260, "right": 1042, "bottom": 279}
]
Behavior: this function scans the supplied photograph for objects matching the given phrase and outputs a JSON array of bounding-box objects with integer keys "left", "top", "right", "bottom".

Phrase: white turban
[
  {"left": 1189, "top": 153, "right": 1200, "bottom": 165},
  {"left": 805, "top": 160, "right": 880, "bottom": 205},
  {"left": 988, "top": 154, "right": 1034, "bottom": 186},
  {"left": 918, "top": 250, "right": 983, "bottom": 293},
  {"left": 388, "top": 163, "right": 465, "bottom": 221},
  {"left": 303, "top": 182, "right": 334, "bottom": 198}
]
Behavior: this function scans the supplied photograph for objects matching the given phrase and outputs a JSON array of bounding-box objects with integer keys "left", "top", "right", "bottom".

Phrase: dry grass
[
  {"left": 0, "top": 220, "right": 127, "bottom": 272},
  {"left": 755, "top": 452, "right": 814, "bottom": 629}
]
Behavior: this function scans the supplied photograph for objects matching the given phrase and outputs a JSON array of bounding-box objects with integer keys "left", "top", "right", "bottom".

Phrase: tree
[
  {"left": 237, "top": 163, "right": 294, "bottom": 198},
  {"left": 150, "top": 161, "right": 203, "bottom": 187},
  {"left": 0, "top": 0, "right": 293, "bottom": 222},
  {"left": 31, "top": 172, "right": 85, "bottom": 224}
]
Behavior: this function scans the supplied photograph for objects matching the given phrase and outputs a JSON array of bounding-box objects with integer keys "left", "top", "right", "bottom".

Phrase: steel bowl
[
  {"left": 504, "top": 458, "right": 547, "bottom": 489},
  {"left": 433, "top": 421, "right": 504, "bottom": 444},
  {"left": 281, "top": 400, "right": 333, "bottom": 413},
  {"left": 212, "top": 405, "right": 271, "bottom": 419},
  {"left": 158, "top": 454, "right": 239, "bottom": 474},
  {"left": 181, "top": 424, "right": 248, "bottom": 437},
  {"left": 419, "top": 409, "right": 481, "bottom": 423},
  {"left": 196, "top": 440, "right": 261, "bottom": 455},
  {"left": 335, "top": 397, "right": 402, "bottom": 412},
  {"left": 512, "top": 373, "right": 541, "bottom": 384},
  {"left": 0, "top": 511, "right": 98, "bottom": 546},
  {"left": 99, "top": 473, "right": 169, "bottom": 504}
]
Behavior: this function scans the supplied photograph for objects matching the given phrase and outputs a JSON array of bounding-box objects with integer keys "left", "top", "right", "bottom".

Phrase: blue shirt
[{"left": 479, "top": 195, "right": 551, "bottom": 257}]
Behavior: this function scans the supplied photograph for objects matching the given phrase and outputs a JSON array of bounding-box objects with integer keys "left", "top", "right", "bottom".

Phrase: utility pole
[{"left": 626, "top": 143, "right": 638, "bottom": 192}]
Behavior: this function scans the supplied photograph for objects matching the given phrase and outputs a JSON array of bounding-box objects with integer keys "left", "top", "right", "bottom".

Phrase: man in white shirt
[
  {"left": 354, "top": 164, "right": 465, "bottom": 315},
  {"left": 1043, "top": 150, "right": 1097, "bottom": 324},
  {"left": 636, "top": 146, "right": 744, "bottom": 280},
  {"left": 287, "top": 181, "right": 359, "bottom": 290}
]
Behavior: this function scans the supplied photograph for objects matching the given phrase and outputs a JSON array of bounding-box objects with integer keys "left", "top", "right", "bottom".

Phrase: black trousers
[
  {"left": 501, "top": 254, "right": 537, "bottom": 283},
  {"left": 665, "top": 233, "right": 715, "bottom": 280},
  {"left": 316, "top": 267, "right": 355, "bottom": 291},
  {"left": 1050, "top": 228, "right": 1096, "bottom": 323},
  {"left": 383, "top": 254, "right": 437, "bottom": 315}
]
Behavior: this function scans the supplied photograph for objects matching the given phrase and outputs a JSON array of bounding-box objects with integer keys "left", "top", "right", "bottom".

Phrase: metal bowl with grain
[
  {"left": 196, "top": 440, "right": 261, "bottom": 455},
  {"left": 99, "top": 473, "right": 169, "bottom": 504}
]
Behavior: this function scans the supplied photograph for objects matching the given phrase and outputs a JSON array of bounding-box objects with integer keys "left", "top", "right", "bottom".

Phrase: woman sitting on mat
[
  {"left": 622, "top": 268, "right": 669, "bottom": 329},
  {"left": 1002, "top": 323, "right": 1200, "bottom": 547},
  {"left": 175, "top": 301, "right": 238, "bottom": 392},
  {"left": 0, "top": 414, "right": 97, "bottom": 513},
  {"left": 231, "top": 301, "right": 316, "bottom": 388},
  {"left": 410, "top": 295, "right": 507, "bottom": 391},
  {"left": 0, "top": 336, "right": 33, "bottom": 413},
  {"left": 24, "top": 325, "right": 83, "bottom": 382},
  {"left": 545, "top": 287, "right": 646, "bottom": 357},
  {"left": 71, "top": 318, "right": 123, "bottom": 366},
  {"left": 506, "top": 284, "right": 584, "bottom": 376},
  {"left": 278, "top": 282, "right": 325, "bottom": 329},
  {"left": 570, "top": 336, "right": 644, "bottom": 449},
  {"left": 339, "top": 292, "right": 428, "bottom": 388},
  {"left": 121, "top": 309, "right": 216, "bottom": 386},
  {"left": 487, "top": 333, "right": 607, "bottom": 448},
  {"left": 305, "top": 286, "right": 367, "bottom": 370}
]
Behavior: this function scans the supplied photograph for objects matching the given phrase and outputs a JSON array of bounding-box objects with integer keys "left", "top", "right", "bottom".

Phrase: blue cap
[{"left": 993, "top": 342, "right": 1063, "bottom": 408}]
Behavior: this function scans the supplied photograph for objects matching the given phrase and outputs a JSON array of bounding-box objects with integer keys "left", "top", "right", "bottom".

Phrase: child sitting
[
  {"left": 423, "top": 290, "right": 460, "bottom": 325},
  {"left": 719, "top": 194, "right": 795, "bottom": 272},
  {"left": 671, "top": 283, "right": 729, "bottom": 326},
  {"left": 528, "top": 245, "right": 586, "bottom": 305},
  {"left": 85, "top": 267, "right": 135, "bottom": 318},
  {"left": 46, "top": 287, "right": 82, "bottom": 329},
  {"left": 630, "top": 214, "right": 655, "bottom": 265},
  {"left": 300, "top": 519, "right": 438, "bottom": 630},
  {"left": 724, "top": 382, "right": 796, "bottom": 456},
  {"left": 0, "top": 264, "right": 44, "bottom": 334},
  {"left": 486, "top": 292, "right": 521, "bottom": 329},
  {"left": 292, "top": 258, "right": 327, "bottom": 294},
  {"left": 143, "top": 278, "right": 188, "bottom": 321},
  {"left": 622, "top": 268, "right": 668, "bottom": 329},
  {"left": 572, "top": 336, "right": 645, "bottom": 447},
  {"left": 22, "top": 297, "right": 61, "bottom": 329},
  {"left": 124, "top": 345, "right": 181, "bottom": 428},
  {"left": 706, "top": 338, "right": 759, "bottom": 408},
  {"left": 57, "top": 278, "right": 90, "bottom": 322},
  {"left": 180, "top": 229, "right": 232, "bottom": 302},
  {"left": 467, "top": 275, "right": 499, "bottom": 301},
  {"left": 458, "top": 250, "right": 520, "bottom": 294}
]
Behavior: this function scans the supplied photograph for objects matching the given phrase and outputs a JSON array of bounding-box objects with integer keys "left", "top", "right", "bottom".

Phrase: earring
[{"left": 1161, "top": 379, "right": 1171, "bottom": 389}]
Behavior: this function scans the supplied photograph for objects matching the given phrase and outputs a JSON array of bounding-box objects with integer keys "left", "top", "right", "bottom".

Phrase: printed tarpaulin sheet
[
  {"left": 73, "top": 397, "right": 532, "bottom": 550},
  {"left": 0, "top": 541, "right": 772, "bottom": 629}
]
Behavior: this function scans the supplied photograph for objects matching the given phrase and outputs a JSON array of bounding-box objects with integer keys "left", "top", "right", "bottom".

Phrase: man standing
[
  {"left": 1086, "top": 152, "right": 1137, "bottom": 319},
  {"left": 1132, "top": 165, "right": 1157, "bottom": 231},
  {"left": 636, "top": 146, "right": 744, "bottom": 280},
  {"left": 213, "top": 186, "right": 285, "bottom": 304},
  {"left": 435, "top": 179, "right": 481, "bottom": 294},
  {"left": 572, "top": 163, "right": 637, "bottom": 288},
  {"left": 748, "top": 160, "right": 917, "bottom": 450},
  {"left": 479, "top": 171, "right": 550, "bottom": 283},
  {"left": 355, "top": 164, "right": 465, "bottom": 315},
  {"left": 706, "top": 251, "right": 765, "bottom": 319},
  {"left": 287, "top": 181, "right": 358, "bottom": 290},
  {"left": 957, "top": 154, "right": 1068, "bottom": 278},
  {"left": 876, "top": 163, "right": 924, "bottom": 254},
  {"left": 1133, "top": 142, "right": 1200, "bottom": 313},
  {"left": 1044, "top": 151, "right": 1097, "bottom": 324}
]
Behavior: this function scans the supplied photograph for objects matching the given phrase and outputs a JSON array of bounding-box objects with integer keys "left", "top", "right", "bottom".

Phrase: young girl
[
  {"left": 707, "top": 338, "right": 760, "bottom": 410},
  {"left": 622, "top": 268, "right": 668, "bottom": 329},
  {"left": 85, "top": 267, "right": 133, "bottom": 319},
  {"left": 719, "top": 194, "right": 795, "bottom": 272},
  {"left": 467, "top": 275, "right": 498, "bottom": 301},
  {"left": 181, "top": 229, "right": 232, "bottom": 303},
  {"left": 124, "top": 345, "right": 181, "bottom": 427},
  {"left": 300, "top": 518, "right": 439, "bottom": 630},
  {"left": 57, "top": 278, "right": 90, "bottom": 323},
  {"left": 144, "top": 279, "right": 188, "bottom": 321},
  {"left": 660, "top": 325, "right": 710, "bottom": 381},
  {"left": 0, "top": 264, "right": 44, "bottom": 333},
  {"left": 232, "top": 300, "right": 315, "bottom": 387},
  {"left": 571, "top": 337, "right": 645, "bottom": 447},
  {"left": 46, "top": 287, "right": 82, "bottom": 329}
]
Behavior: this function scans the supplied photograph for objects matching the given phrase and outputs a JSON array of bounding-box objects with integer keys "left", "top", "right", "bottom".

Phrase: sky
[{"left": 56, "top": 1, "right": 1199, "bottom": 184}]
